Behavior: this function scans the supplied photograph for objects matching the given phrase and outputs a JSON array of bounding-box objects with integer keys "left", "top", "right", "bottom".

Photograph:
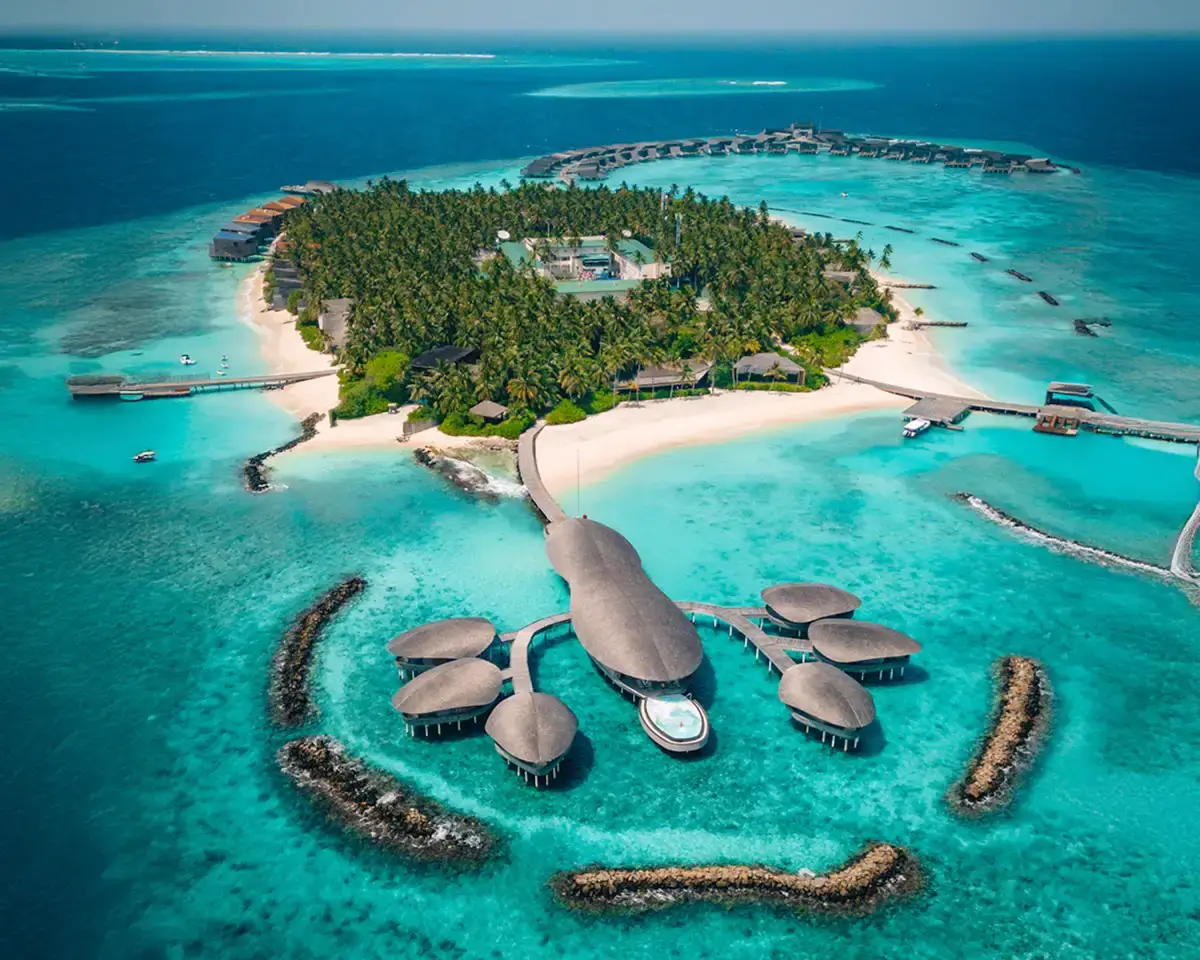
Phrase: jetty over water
[
  {"left": 521, "top": 121, "right": 1071, "bottom": 186},
  {"left": 66, "top": 370, "right": 336, "bottom": 400},
  {"left": 832, "top": 370, "right": 1200, "bottom": 444}
]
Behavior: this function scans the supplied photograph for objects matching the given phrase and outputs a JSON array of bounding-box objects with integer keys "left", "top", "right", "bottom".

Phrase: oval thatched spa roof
[
  {"left": 544, "top": 518, "right": 702, "bottom": 683},
  {"left": 391, "top": 658, "right": 502, "bottom": 718},
  {"left": 761, "top": 583, "right": 862, "bottom": 626},
  {"left": 809, "top": 619, "right": 922, "bottom": 665},
  {"left": 485, "top": 691, "right": 578, "bottom": 766},
  {"left": 777, "top": 661, "right": 876, "bottom": 731},
  {"left": 386, "top": 617, "right": 497, "bottom": 661}
]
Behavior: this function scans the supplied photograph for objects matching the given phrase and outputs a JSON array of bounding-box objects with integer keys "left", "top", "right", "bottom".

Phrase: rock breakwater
[
  {"left": 549, "top": 842, "right": 921, "bottom": 917},
  {"left": 278, "top": 736, "right": 497, "bottom": 863},
  {"left": 949, "top": 656, "right": 1052, "bottom": 816},
  {"left": 244, "top": 412, "right": 321, "bottom": 492},
  {"left": 952, "top": 492, "right": 1172, "bottom": 580},
  {"left": 269, "top": 576, "right": 365, "bottom": 727}
]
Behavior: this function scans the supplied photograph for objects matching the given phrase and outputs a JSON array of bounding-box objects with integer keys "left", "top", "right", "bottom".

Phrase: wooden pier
[
  {"left": 830, "top": 370, "right": 1200, "bottom": 444},
  {"left": 675, "top": 602, "right": 804, "bottom": 676},
  {"left": 66, "top": 370, "right": 336, "bottom": 400},
  {"left": 517, "top": 423, "right": 568, "bottom": 524}
]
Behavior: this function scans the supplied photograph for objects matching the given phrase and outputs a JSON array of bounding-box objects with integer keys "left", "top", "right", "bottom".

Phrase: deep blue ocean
[{"left": 2, "top": 35, "right": 1199, "bottom": 960}]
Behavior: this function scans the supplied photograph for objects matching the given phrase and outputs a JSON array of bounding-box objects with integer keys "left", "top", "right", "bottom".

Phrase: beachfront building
[
  {"left": 777, "top": 661, "right": 876, "bottom": 749},
  {"left": 317, "top": 298, "right": 352, "bottom": 352},
  {"left": 808, "top": 619, "right": 922, "bottom": 681},
  {"left": 848, "top": 307, "right": 885, "bottom": 336},
  {"left": 410, "top": 345, "right": 480, "bottom": 372},
  {"left": 469, "top": 400, "right": 508, "bottom": 424},
  {"left": 761, "top": 583, "right": 862, "bottom": 637},
  {"left": 387, "top": 616, "right": 498, "bottom": 679},
  {"left": 618, "top": 359, "right": 713, "bottom": 395},
  {"left": 391, "top": 657, "right": 503, "bottom": 734},
  {"left": 545, "top": 518, "right": 705, "bottom": 698},
  {"left": 210, "top": 226, "right": 260, "bottom": 261},
  {"left": 734, "top": 352, "right": 804, "bottom": 386}
]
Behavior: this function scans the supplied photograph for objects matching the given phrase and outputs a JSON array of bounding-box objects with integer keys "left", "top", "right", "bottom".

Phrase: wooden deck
[
  {"left": 676, "top": 602, "right": 801, "bottom": 676},
  {"left": 517, "top": 423, "right": 567, "bottom": 524},
  {"left": 500, "top": 612, "right": 573, "bottom": 694},
  {"left": 67, "top": 370, "right": 336, "bottom": 399},
  {"left": 831, "top": 369, "right": 1200, "bottom": 444}
]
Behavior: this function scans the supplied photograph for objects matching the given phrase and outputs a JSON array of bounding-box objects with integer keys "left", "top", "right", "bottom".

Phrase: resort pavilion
[
  {"left": 761, "top": 583, "right": 862, "bottom": 637},
  {"left": 733, "top": 352, "right": 805, "bottom": 386},
  {"left": 777, "top": 661, "right": 876, "bottom": 750},
  {"left": 808, "top": 619, "right": 922, "bottom": 681},
  {"left": 485, "top": 691, "right": 578, "bottom": 784},
  {"left": 545, "top": 518, "right": 704, "bottom": 698},
  {"left": 387, "top": 616, "right": 498, "bottom": 679},
  {"left": 391, "top": 657, "right": 503, "bottom": 735},
  {"left": 468, "top": 400, "right": 508, "bottom": 424},
  {"left": 848, "top": 307, "right": 885, "bottom": 336},
  {"left": 618, "top": 359, "right": 713, "bottom": 396}
]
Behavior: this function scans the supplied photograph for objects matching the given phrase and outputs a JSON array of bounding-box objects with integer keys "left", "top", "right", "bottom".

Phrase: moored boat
[
  {"left": 133, "top": 450, "right": 156, "bottom": 463},
  {"left": 903, "top": 418, "right": 931, "bottom": 439},
  {"left": 179, "top": 353, "right": 196, "bottom": 365}
]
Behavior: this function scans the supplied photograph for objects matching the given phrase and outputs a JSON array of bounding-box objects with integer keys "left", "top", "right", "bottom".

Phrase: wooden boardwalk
[
  {"left": 500, "top": 612, "right": 573, "bottom": 694},
  {"left": 517, "top": 423, "right": 567, "bottom": 524},
  {"left": 676, "top": 602, "right": 802, "bottom": 676},
  {"left": 830, "top": 369, "right": 1200, "bottom": 443},
  {"left": 67, "top": 369, "right": 336, "bottom": 399}
]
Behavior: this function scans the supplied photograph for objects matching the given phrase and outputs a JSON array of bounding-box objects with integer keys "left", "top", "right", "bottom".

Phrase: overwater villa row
[
  {"left": 386, "top": 513, "right": 922, "bottom": 787},
  {"left": 520, "top": 120, "right": 1069, "bottom": 185},
  {"left": 209, "top": 193, "right": 310, "bottom": 261}
]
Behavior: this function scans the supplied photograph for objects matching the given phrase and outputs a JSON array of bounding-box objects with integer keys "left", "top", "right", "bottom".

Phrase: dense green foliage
[
  {"left": 545, "top": 398, "right": 587, "bottom": 425},
  {"left": 296, "top": 322, "right": 324, "bottom": 352},
  {"left": 286, "top": 180, "right": 890, "bottom": 419},
  {"left": 439, "top": 411, "right": 535, "bottom": 440}
]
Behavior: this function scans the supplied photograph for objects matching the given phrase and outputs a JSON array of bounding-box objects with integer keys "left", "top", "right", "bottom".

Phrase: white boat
[
  {"left": 179, "top": 354, "right": 196, "bottom": 366},
  {"left": 903, "top": 417, "right": 932, "bottom": 438},
  {"left": 119, "top": 392, "right": 144, "bottom": 402},
  {"left": 133, "top": 450, "right": 156, "bottom": 463}
]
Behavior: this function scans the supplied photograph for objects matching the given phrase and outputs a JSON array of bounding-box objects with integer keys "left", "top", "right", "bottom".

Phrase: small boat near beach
[
  {"left": 133, "top": 450, "right": 156, "bottom": 463},
  {"left": 903, "top": 418, "right": 932, "bottom": 439},
  {"left": 179, "top": 354, "right": 196, "bottom": 365}
]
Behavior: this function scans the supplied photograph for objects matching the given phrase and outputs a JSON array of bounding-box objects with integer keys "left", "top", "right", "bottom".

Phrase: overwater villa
[
  {"left": 477, "top": 122, "right": 1075, "bottom": 192},
  {"left": 388, "top": 616, "right": 499, "bottom": 679},
  {"left": 778, "top": 661, "right": 876, "bottom": 749},
  {"left": 808, "top": 619, "right": 922, "bottom": 681},
  {"left": 762, "top": 582, "right": 862, "bottom": 636},
  {"left": 391, "top": 657, "right": 503, "bottom": 734}
]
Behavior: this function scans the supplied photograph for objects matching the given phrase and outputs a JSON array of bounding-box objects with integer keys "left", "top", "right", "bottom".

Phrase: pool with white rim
[{"left": 643, "top": 694, "right": 705, "bottom": 741}]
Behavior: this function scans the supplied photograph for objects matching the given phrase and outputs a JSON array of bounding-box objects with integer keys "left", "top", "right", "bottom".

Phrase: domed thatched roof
[
  {"left": 761, "top": 583, "right": 861, "bottom": 626},
  {"left": 777, "top": 662, "right": 876, "bottom": 731},
  {"left": 809, "top": 619, "right": 922, "bottom": 665},
  {"left": 545, "top": 518, "right": 702, "bottom": 683},
  {"left": 485, "top": 692, "right": 577, "bottom": 766},
  {"left": 387, "top": 617, "right": 497, "bottom": 660},
  {"left": 391, "top": 658, "right": 502, "bottom": 718}
]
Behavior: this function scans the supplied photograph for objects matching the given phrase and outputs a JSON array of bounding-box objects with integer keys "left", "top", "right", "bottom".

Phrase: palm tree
[{"left": 880, "top": 243, "right": 893, "bottom": 272}]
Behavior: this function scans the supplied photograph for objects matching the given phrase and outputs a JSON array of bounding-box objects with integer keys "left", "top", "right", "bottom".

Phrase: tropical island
[{"left": 270, "top": 179, "right": 897, "bottom": 432}]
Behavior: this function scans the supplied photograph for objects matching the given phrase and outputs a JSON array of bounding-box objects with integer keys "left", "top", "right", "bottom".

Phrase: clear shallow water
[{"left": 2, "top": 36, "right": 1200, "bottom": 960}]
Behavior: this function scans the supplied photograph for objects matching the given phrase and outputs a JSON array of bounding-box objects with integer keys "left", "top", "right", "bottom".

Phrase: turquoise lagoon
[{"left": 4, "top": 93, "right": 1200, "bottom": 960}]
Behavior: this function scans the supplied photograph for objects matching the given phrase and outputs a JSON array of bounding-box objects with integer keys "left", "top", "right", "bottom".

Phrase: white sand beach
[{"left": 243, "top": 264, "right": 980, "bottom": 482}]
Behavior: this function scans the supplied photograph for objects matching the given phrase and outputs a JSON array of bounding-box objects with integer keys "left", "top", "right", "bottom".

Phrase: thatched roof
[
  {"left": 545, "top": 518, "right": 702, "bottom": 683},
  {"left": 809, "top": 619, "right": 922, "bottom": 665},
  {"left": 761, "top": 583, "right": 862, "bottom": 627},
  {"left": 734, "top": 352, "right": 802, "bottom": 377},
  {"left": 778, "top": 662, "right": 876, "bottom": 731},
  {"left": 485, "top": 692, "right": 577, "bottom": 765},
  {"left": 469, "top": 400, "right": 508, "bottom": 420},
  {"left": 390, "top": 658, "right": 502, "bottom": 718},
  {"left": 387, "top": 617, "right": 497, "bottom": 661}
]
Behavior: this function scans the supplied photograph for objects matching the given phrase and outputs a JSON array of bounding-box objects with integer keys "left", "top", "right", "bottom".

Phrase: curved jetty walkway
[
  {"left": 501, "top": 612, "right": 573, "bottom": 693},
  {"left": 517, "top": 423, "right": 567, "bottom": 524},
  {"left": 832, "top": 369, "right": 1200, "bottom": 444},
  {"left": 676, "top": 601, "right": 802, "bottom": 676},
  {"left": 1169, "top": 451, "right": 1200, "bottom": 582}
]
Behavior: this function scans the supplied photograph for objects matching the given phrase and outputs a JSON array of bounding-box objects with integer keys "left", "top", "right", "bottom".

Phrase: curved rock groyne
[
  {"left": 549, "top": 842, "right": 921, "bottom": 917},
  {"left": 949, "top": 656, "right": 1052, "bottom": 816},
  {"left": 244, "top": 412, "right": 322, "bottom": 492},
  {"left": 278, "top": 736, "right": 497, "bottom": 863},
  {"left": 270, "top": 575, "right": 366, "bottom": 727},
  {"left": 953, "top": 492, "right": 1173, "bottom": 581}
]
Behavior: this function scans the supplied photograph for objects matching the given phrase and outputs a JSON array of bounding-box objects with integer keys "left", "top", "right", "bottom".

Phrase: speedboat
[
  {"left": 903, "top": 417, "right": 931, "bottom": 439},
  {"left": 216, "top": 369, "right": 226, "bottom": 377},
  {"left": 133, "top": 450, "right": 156, "bottom": 463},
  {"left": 179, "top": 354, "right": 196, "bottom": 366}
]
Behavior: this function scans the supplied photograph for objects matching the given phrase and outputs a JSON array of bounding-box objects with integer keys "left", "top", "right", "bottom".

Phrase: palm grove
[{"left": 279, "top": 179, "right": 893, "bottom": 430}]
